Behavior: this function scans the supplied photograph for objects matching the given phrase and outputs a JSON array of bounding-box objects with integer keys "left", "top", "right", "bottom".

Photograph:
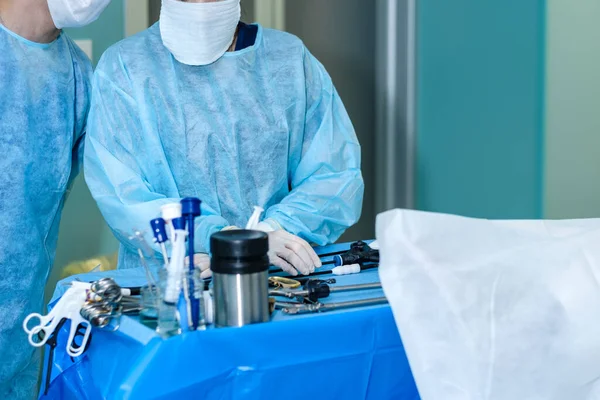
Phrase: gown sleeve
[
  {"left": 84, "top": 50, "right": 230, "bottom": 254},
  {"left": 263, "top": 48, "right": 365, "bottom": 245}
]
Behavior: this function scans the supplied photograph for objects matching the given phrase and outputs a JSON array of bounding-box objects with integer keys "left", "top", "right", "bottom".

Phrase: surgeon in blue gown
[
  {"left": 0, "top": 0, "right": 109, "bottom": 398},
  {"left": 85, "top": 0, "right": 364, "bottom": 277}
]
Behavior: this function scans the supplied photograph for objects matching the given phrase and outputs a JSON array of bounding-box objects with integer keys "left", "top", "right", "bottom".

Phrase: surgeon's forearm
[{"left": 271, "top": 169, "right": 364, "bottom": 242}]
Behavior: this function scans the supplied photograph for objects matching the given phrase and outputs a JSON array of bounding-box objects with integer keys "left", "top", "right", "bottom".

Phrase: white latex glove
[
  {"left": 266, "top": 230, "right": 322, "bottom": 276},
  {"left": 184, "top": 253, "right": 212, "bottom": 279}
]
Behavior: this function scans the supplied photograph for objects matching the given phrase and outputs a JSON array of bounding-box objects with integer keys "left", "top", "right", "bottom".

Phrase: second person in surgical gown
[
  {"left": 85, "top": 0, "right": 364, "bottom": 276},
  {"left": 0, "top": 0, "right": 110, "bottom": 397}
]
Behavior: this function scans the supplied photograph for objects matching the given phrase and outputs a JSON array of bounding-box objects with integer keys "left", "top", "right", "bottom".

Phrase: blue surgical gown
[
  {"left": 0, "top": 24, "right": 92, "bottom": 399},
  {"left": 85, "top": 23, "right": 364, "bottom": 269}
]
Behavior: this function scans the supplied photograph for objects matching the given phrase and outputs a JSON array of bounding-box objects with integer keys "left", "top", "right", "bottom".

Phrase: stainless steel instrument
[
  {"left": 270, "top": 282, "right": 382, "bottom": 302},
  {"left": 282, "top": 297, "right": 388, "bottom": 315}
]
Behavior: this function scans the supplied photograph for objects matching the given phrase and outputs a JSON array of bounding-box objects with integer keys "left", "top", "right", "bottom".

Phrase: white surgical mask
[
  {"left": 160, "top": 0, "right": 241, "bottom": 66},
  {"left": 47, "top": 0, "right": 111, "bottom": 29}
]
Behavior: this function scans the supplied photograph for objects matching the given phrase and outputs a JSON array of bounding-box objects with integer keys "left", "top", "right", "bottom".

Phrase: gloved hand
[
  {"left": 266, "top": 230, "right": 322, "bottom": 276},
  {"left": 185, "top": 253, "right": 212, "bottom": 279}
]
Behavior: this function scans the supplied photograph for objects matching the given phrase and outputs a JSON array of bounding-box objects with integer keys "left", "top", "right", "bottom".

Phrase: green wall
[
  {"left": 544, "top": 0, "right": 600, "bottom": 219},
  {"left": 63, "top": 0, "right": 125, "bottom": 65},
  {"left": 416, "top": 0, "right": 546, "bottom": 219}
]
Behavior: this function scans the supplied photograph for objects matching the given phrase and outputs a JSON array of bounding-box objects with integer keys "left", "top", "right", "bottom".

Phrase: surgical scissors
[
  {"left": 23, "top": 286, "right": 92, "bottom": 357},
  {"left": 23, "top": 288, "right": 82, "bottom": 342}
]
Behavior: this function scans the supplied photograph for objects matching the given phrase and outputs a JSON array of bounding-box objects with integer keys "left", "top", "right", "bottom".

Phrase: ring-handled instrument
[
  {"left": 65, "top": 309, "right": 93, "bottom": 357},
  {"left": 282, "top": 297, "right": 388, "bottom": 315},
  {"left": 268, "top": 276, "right": 302, "bottom": 289},
  {"left": 40, "top": 318, "right": 93, "bottom": 396},
  {"left": 23, "top": 286, "right": 88, "bottom": 348},
  {"left": 23, "top": 287, "right": 92, "bottom": 357},
  {"left": 81, "top": 277, "right": 140, "bottom": 330},
  {"left": 270, "top": 280, "right": 381, "bottom": 303},
  {"left": 269, "top": 276, "right": 336, "bottom": 289}
]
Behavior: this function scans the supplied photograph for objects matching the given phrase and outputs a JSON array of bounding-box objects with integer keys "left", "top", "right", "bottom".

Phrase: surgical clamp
[
  {"left": 270, "top": 281, "right": 382, "bottom": 303},
  {"left": 282, "top": 297, "right": 388, "bottom": 314}
]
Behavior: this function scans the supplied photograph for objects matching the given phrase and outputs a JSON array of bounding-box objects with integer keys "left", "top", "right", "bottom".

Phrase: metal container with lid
[{"left": 210, "top": 230, "right": 270, "bottom": 328}]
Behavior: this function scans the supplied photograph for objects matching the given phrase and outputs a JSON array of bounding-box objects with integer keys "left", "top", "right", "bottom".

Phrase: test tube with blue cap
[
  {"left": 181, "top": 197, "right": 202, "bottom": 330},
  {"left": 170, "top": 216, "right": 194, "bottom": 329}
]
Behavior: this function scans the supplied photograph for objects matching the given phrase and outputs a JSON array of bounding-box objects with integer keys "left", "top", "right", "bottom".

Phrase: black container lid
[{"left": 210, "top": 230, "right": 269, "bottom": 274}]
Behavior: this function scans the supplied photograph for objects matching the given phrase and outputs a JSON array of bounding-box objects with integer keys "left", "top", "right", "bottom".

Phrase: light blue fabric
[
  {"left": 85, "top": 23, "right": 364, "bottom": 269},
  {"left": 0, "top": 24, "right": 92, "bottom": 399}
]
